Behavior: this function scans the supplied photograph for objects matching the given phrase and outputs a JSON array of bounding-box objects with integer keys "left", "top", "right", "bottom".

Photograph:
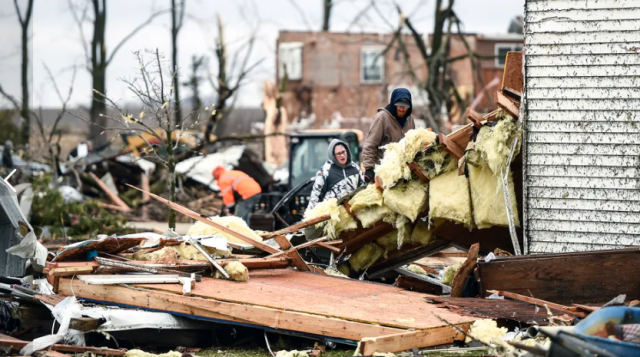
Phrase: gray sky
[{"left": 0, "top": 0, "right": 524, "bottom": 109}]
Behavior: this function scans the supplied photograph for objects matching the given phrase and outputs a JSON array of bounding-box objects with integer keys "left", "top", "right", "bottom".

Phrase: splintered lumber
[
  {"left": 126, "top": 184, "right": 280, "bottom": 254},
  {"left": 486, "top": 290, "right": 587, "bottom": 318},
  {"left": 478, "top": 248, "right": 640, "bottom": 305},
  {"left": 450, "top": 243, "right": 480, "bottom": 298},
  {"left": 466, "top": 108, "right": 484, "bottom": 128},
  {"left": 272, "top": 235, "right": 320, "bottom": 273},
  {"left": 48, "top": 266, "right": 94, "bottom": 277},
  {"left": 408, "top": 162, "right": 429, "bottom": 182},
  {"left": 358, "top": 325, "right": 469, "bottom": 355},
  {"left": 268, "top": 236, "right": 330, "bottom": 258},
  {"left": 0, "top": 333, "right": 125, "bottom": 355},
  {"left": 495, "top": 91, "right": 520, "bottom": 118},
  {"left": 260, "top": 214, "right": 331, "bottom": 239},
  {"left": 438, "top": 133, "right": 464, "bottom": 160},
  {"left": 89, "top": 172, "right": 130, "bottom": 211},
  {"left": 59, "top": 270, "right": 475, "bottom": 341},
  {"left": 316, "top": 241, "right": 342, "bottom": 253}
]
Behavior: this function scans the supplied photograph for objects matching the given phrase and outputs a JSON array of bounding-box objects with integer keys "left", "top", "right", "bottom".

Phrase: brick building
[{"left": 276, "top": 31, "right": 523, "bottom": 129}]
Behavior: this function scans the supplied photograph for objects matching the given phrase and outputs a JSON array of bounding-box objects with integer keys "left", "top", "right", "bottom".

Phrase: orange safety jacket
[{"left": 216, "top": 169, "right": 262, "bottom": 207}]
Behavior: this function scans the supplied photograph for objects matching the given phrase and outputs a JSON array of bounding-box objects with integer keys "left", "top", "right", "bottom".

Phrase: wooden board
[
  {"left": 359, "top": 325, "right": 468, "bottom": 355},
  {"left": 111, "top": 270, "right": 473, "bottom": 331},
  {"left": 501, "top": 51, "right": 523, "bottom": 93},
  {"left": 478, "top": 248, "right": 640, "bottom": 304},
  {"left": 59, "top": 278, "right": 404, "bottom": 341}
]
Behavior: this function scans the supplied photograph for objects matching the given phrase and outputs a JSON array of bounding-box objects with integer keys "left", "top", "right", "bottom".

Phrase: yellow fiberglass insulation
[
  {"left": 338, "top": 262, "right": 351, "bottom": 276},
  {"left": 215, "top": 261, "right": 248, "bottom": 282},
  {"left": 132, "top": 242, "right": 230, "bottom": 263},
  {"left": 303, "top": 198, "right": 357, "bottom": 239},
  {"left": 376, "top": 229, "right": 399, "bottom": 253},
  {"left": 276, "top": 350, "right": 309, "bottom": 357},
  {"left": 395, "top": 215, "right": 412, "bottom": 250},
  {"left": 383, "top": 179, "right": 429, "bottom": 222},
  {"left": 375, "top": 129, "right": 437, "bottom": 188},
  {"left": 356, "top": 204, "right": 395, "bottom": 229},
  {"left": 475, "top": 115, "right": 521, "bottom": 175},
  {"left": 468, "top": 162, "right": 520, "bottom": 229},
  {"left": 407, "top": 264, "right": 427, "bottom": 275},
  {"left": 186, "top": 216, "right": 263, "bottom": 245},
  {"left": 429, "top": 170, "right": 474, "bottom": 230},
  {"left": 415, "top": 144, "right": 457, "bottom": 179},
  {"left": 407, "top": 218, "right": 434, "bottom": 246},
  {"left": 349, "top": 184, "right": 383, "bottom": 212},
  {"left": 466, "top": 319, "right": 508, "bottom": 345},
  {"left": 349, "top": 243, "right": 384, "bottom": 272},
  {"left": 442, "top": 262, "right": 463, "bottom": 286}
]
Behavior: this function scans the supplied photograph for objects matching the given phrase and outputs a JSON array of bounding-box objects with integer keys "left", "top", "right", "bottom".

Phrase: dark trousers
[{"left": 236, "top": 194, "right": 260, "bottom": 224}]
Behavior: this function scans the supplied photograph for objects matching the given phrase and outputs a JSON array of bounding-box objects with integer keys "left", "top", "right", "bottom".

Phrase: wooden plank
[
  {"left": 49, "top": 258, "right": 291, "bottom": 271},
  {"left": 478, "top": 249, "right": 640, "bottom": 304},
  {"left": 466, "top": 108, "right": 484, "bottom": 128},
  {"left": 0, "top": 333, "right": 125, "bottom": 355},
  {"left": 316, "top": 242, "right": 342, "bottom": 253},
  {"left": 272, "top": 235, "right": 315, "bottom": 273},
  {"left": 395, "top": 275, "right": 443, "bottom": 295},
  {"left": 486, "top": 290, "right": 586, "bottom": 318},
  {"left": 359, "top": 325, "right": 469, "bottom": 355},
  {"left": 501, "top": 52, "right": 523, "bottom": 93},
  {"left": 338, "top": 221, "right": 395, "bottom": 255},
  {"left": 99, "top": 270, "right": 475, "bottom": 331},
  {"left": 89, "top": 172, "right": 130, "bottom": 211},
  {"left": 438, "top": 133, "right": 464, "bottom": 160},
  {"left": 48, "top": 266, "right": 94, "bottom": 277},
  {"left": 260, "top": 215, "right": 331, "bottom": 239},
  {"left": 269, "top": 236, "right": 330, "bottom": 258},
  {"left": 126, "top": 184, "right": 280, "bottom": 254},
  {"left": 408, "top": 162, "right": 429, "bottom": 182},
  {"left": 58, "top": 278, "right": 406, "bottom": 341},
  {"left": 495, "top": 91, "right": 520, "bottom": 118},
  {"left": 450, "top": 243, "right": 479, "bottom": 298}
]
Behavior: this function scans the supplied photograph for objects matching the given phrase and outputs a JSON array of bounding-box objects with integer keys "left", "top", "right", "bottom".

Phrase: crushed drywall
[
  {"left": 375, "top": 129, "right": 437, "bottom": 188},
  {"left": 383, "top": 179, "right": 429, "bottom": 222},
  {"left": 186, "top": 216, "right": 263, "bottom": 245},
  {"left": 468, "top": 163, "right": 520, "bottom": 229},
  {"left": 429, "top": 170, "right": 473, "bottom": 230}
]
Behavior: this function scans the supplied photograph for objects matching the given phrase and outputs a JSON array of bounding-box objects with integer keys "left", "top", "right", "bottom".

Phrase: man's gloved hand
[
  {"left": 224, "top": 204, "right": 236, "bottom": 216},
  {"left": 364, "top": 169, "right": 375, "bottom": 183}
]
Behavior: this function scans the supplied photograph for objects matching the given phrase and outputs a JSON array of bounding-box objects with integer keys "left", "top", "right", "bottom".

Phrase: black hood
[
  {"left": 327, "top": 139, "right": 352, "bottom": 165},
  {"left": 384, "top": 88, "right": 413, "bottom": 125}
]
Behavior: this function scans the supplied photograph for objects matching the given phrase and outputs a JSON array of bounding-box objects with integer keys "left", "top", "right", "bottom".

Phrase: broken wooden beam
[
  {"left": 260, "top": 214, "right": 331, "bottom": 239},
  {"left": 48, "top": 266, "right": 94, "bottom": 277},
  {"left": 126, "top": 184, "right": 280, "bottom": 254},
  {"left": 466, "top": 108, "right": 484, "bottom": 128},
  {"left": 47, "top": 258, "right": 291, "bottom": 272},
  {"left": 358, "top": 324, "right": 469, "bottom": 355},
  {"left": 89, "top": 172, "right": 130, "bottom": 211},
  {"left": 272, "top": 235, "right": 317, "bottom": 273},
  {"left": 486, "top": 290, "right": 587, "bottom": 318},
  {"left": 438, "top": 133, "right": 465, "bottom": 160},
  {"left": 396, "top": 275, "right": 444, "bottom": 295},
  {"left": 316, "top": 241, "right": 342, "bottom": 254},
  {"left": 450, "top": 243, "right": 480, "bottom": 298},
  {"left": 408, "top": 162, "right": 429, "bottom": 182},
  {"left": 495, "top": 91, "right": 520, "bottom": 118}
]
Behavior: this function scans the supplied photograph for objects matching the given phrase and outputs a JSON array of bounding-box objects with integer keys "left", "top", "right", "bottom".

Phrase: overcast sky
[{"left": 0, "top": 0, "right": 524, "bottom": 109}]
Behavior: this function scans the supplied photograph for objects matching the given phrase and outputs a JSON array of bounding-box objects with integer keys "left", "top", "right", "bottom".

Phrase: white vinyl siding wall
[{"left": 524, "top": 0, "right": 640, "bottom": 254}]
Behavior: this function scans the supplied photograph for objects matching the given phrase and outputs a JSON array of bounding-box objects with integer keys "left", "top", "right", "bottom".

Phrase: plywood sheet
[{"left": 136, "top": 269, "right": 474, "bottom": 330}]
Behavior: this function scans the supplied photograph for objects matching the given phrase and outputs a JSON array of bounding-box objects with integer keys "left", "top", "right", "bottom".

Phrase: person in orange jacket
[{"left": 212, "top": 166, "right": 262, "bottom": 223}]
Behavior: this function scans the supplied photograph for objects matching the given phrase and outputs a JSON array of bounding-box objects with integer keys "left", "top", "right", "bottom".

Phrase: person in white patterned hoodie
[{"left": 307, "top": 139, "right": 363, "bottom": 210}]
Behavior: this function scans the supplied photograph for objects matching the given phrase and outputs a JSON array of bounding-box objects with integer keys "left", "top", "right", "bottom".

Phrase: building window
[
  {"left": 361, "top": 46, "right": 385, "bottom": 84},
  {"left": 495, "top": 43, "right": 523, "bottom": 67},
  {"left": 279, "top": 42, "right": 303, "bottom": 80}
]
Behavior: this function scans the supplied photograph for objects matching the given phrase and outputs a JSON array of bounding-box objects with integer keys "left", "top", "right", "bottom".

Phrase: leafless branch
[
  {"left": 67, "top": 0, "right": 92, "bottom": 68},
  {"left": 107, "top": 9, "right": 170, "bottom": 66}
]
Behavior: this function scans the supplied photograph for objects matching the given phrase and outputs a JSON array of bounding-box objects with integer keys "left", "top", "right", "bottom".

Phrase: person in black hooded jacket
[
  {"left": 307, "top": 139, "right": 363, "bottom": 210},
  {"left": 362, "top": 88, "right": 416, "bottom": 183}
]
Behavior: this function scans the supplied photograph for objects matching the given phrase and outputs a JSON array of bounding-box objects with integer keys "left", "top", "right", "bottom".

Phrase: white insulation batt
[
  {"left": 468, "top": 163, "right": 520, "bottom": 229},
  {"left": 375, "top": 129, "right": 437, "bottom": 188},
  {"left": 383, "top": 179, "right": 429, "bottom": 222},
  {"left": 303, "top": 198, "right": 357, "bottom": 239}
]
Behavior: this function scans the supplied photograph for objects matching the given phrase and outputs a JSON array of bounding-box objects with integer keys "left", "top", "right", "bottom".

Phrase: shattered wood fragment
[
  {"left": 483, "top": 109, "right": 500, "bottom": 122},
  {"left": 486, "top": 290, "right": 587, "bottom": 318},
  {"left": 396, "top": 275, "right": 443, "bottom": 295},
  {"left": 272, "top": 235, "right": 317, "bottom": 273},
  {"left": 260, "top": 214, "right": 331, "bottom": 239},
  {"left": 494, "top": 91, "right": 520, "bottom": 118},
  {"left": 358, "top": 324, "right": 469, "bottom": 355},
  {"left": 466, "top": 108, "right": 484, "bottom": 128},
  {"left": 126, "top": 184, "right": 280, "bottom": 254},
  {"left": 0, "top": 333, "right": 125, "bottom": 355},
  {"left": 316, "top": 241, "right": 342, "bottom": 253},
  {"left": 89, "top": 172, "right": 130, "bottom": 211},
  {"left": 450, "top": 243, "right": 480, "bottom": 298},
  {"left": 438, "top": 133, "right": 464, "bottom": 160}
]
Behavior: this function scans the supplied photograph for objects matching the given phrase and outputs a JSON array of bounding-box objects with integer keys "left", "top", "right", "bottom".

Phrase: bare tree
[
  {"left": 68, "top": 50, "right": 202, "bottom": 229},
  {"left": 322, "top": 0, "right": 332, "bottom": 31},
  {"left": 171, "top": 0, "right": 186, "bottom": 125},
  {"left": 183, "top": 55, "right": 207, "bottom": 112},
  {"left": 204, "top": 14, "right": 262, "bottom": 142},
  {"left": 68, "top": 0, "right": 167, "bottom": 146}
]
